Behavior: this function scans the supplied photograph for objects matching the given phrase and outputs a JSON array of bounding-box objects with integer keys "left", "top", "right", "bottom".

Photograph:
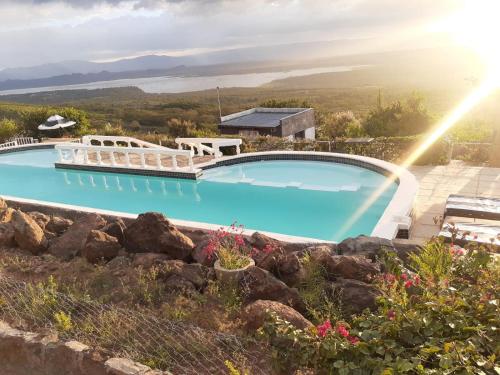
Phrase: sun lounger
[
  {"left": 444, "top": 194, "right": 500, "bottom": 221},
  {"left": 439, "top": 222, "right": 500, "bottom": 249}
]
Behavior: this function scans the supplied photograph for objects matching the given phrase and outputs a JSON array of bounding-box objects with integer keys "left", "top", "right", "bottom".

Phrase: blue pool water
[{"left": 0, "top": 149, "right": 398, "bottom": 241}]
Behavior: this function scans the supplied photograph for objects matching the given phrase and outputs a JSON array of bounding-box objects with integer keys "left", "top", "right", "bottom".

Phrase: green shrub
[
  {"left": 261, "top": 240, "right": 500, "bottom": 374},
  {"left": 0, "top": 118, "right": 19, "bottom": 142}
]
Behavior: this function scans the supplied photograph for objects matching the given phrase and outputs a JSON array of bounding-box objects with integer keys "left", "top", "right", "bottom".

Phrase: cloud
[{"left": 0, "top": 0, "right": 462, "bottom": 69}]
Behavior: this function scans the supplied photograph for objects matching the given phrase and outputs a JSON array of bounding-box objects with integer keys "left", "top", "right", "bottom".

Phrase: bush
[
  {"left": 319, "top": 111, "right": 365, "bottom": 139},
  {"left": 0, "top": 118, "right": 19, "bottom": 142},
  {"left": 261, "top": 240, "right": 500, "bottom": 374},
  {"left": 363, "top": 93, "right": 433, "bottom": 137}
]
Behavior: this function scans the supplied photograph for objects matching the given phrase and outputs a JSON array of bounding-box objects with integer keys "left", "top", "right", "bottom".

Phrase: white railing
[
  {"left": 175, "top": 138, "right": 242, "bottom": 158},
  {"left": 81, "top": 135, "right": 167, "bottom": 149},
  {"left": 0, "top": 137, "right": 39, "bottom": 149},
  {"left": 14, "top": 137, "right": 39, "bottom": 146},
  {"left": 55, "top": 143, "right": 195, "bottom": 171},
  {"left": 0, "top": 141, "right": 18, "bottom": 149}
]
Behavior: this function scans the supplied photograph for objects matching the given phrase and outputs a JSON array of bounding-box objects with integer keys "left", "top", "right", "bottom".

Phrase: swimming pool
[{"left": 0, "top": 148, "right": 405, "bottom": 242}]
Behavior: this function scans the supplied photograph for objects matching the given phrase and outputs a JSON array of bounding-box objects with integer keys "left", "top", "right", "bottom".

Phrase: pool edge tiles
[{"left": 0, "top": 147, "right": 418, "bottom": 242}]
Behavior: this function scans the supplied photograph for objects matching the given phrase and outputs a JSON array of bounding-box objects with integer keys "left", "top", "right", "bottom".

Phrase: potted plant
[{"left": 204, "top": 223, "right": 255, "bottom": 283}]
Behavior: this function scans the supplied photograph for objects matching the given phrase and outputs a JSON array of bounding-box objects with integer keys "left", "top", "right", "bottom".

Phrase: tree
[
  {"left": 362, "top": 92, "right": 433, "bottom": 137},
  {"left": 259, "top": 99, "right": 311, "bottom": 108},
  {"left": 320, "top": 111, "right": 364, "bottom": 139},
  {"left": 0, "top": 118, "right": 19, "bottom": 142}
]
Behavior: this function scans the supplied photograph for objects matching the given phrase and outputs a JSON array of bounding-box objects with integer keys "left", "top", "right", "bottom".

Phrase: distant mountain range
[
  {"left": 0, "top": 39, "right": 485, "bottom": 93},
  {"left": 0, "top": 39, "right": 387, "bottom": 91}
]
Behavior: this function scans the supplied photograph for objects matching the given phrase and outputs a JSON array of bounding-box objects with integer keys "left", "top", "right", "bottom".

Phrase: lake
[{"left": 0, "top": 65, "right": 359, "bottom": 95}]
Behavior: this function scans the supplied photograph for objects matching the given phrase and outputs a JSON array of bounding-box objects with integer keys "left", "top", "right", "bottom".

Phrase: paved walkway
[{"left": 409, "top": 161, "right": 500, "bottom": 244}]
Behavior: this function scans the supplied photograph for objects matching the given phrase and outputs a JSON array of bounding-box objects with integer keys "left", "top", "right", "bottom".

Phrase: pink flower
[
  {"left": 336, "top": 324, "right": 349, "bottom": 338},
  {"left": 263, "top": 244, "right": 275, "bottom": 254},
  {"left": 401, "top": 273, "right": 408, "bottom": 281},
  {"left": 317, "top": 320, "right": 332, "bottom": 338},
  {"left": 404, "top": 280, "right": 414, "bottom": 289},
  {"left": 347, "top": 336, "right": 360, "bottom": 345},
  {"left": 387, "top": 309, "right": 396, "bottom": 320},
  {"left": 234, "top": 235, "right": 245, "bottom": 247},
  {"left": 383, "top": 273, "right": 396, "bottom": 285},
  {"left": 413, "top": 275, "right": 421, "bottom": 286}
]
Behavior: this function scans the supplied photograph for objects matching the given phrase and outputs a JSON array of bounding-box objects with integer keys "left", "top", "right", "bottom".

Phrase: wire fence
[{"left": 0, "top": 276, "right": 272, "bottom": 375}]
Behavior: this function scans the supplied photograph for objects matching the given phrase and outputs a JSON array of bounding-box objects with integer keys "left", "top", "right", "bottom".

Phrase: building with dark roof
[{"left": 219, "top": 107, "right": 315, "bottom": 140}]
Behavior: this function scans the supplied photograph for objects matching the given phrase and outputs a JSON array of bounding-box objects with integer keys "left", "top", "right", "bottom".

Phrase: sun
[{"left": 436, "top": 0, "right": 500, "bottom": 83}]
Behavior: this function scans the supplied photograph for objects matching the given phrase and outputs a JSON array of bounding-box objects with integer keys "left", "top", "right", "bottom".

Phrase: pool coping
[{"left": 0, "top": 145, "right": 418, "bottom": 242}]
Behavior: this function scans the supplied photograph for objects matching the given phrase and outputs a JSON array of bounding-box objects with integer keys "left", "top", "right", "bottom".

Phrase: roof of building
[{"left": 220, "top": 107, "right": 311, "bottom": 128}]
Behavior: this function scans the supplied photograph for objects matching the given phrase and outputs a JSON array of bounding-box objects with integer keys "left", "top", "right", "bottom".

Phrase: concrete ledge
[
  {"left": 55, "top": 162, "right": 202, "bottom": 180},
  {"left": 0, "top": 320, "right": 171, "bottom": 375}
]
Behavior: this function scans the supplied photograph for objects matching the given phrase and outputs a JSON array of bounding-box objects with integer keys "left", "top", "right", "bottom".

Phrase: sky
[{"left": 0, "top": 0, "right": 473, "bottom": 69}]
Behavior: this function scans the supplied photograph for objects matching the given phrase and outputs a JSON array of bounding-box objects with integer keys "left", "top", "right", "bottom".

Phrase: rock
[
  {"left": 242, "top": 300, "right": 313, "bottom": 332},
  {"left": 107, "top": 255, "right": 131, "bottom": 270},
  {"left": 27, "top": 211, "right": 50, "bottom": 230},
  {"left": 320, "top": 255, "right": 380, "bottom": 283},
  {"left": 337, "top": 235, "right": 395, "bottom": 260},
  {"left": 0, "top": 223, "right": 15, "bottom": 247},
  {"left": 250, "top": 232, "right": 282, "bottom": 251},
  {"left": 240, "top": 266, "right": 305, "bottom": 313},
  {"left": 49, "top": 213, "right": 106, "bottom": 260},
  {"left": 0, "top": 198, "right": 6, "bottom": 210},
  {"left": 46, "top": 216, "right": 74, "bottom": 235},
  {"left": 103, "top": 218, "right": 126, "bottom": 246},
  {"left": 124, "top": 212, "right": 194, "bottom": 260},
  {"left": 0, "top": 207, "right": 15, "bottom": 223},
  {"left": 133, "top": 253, "right": 171, "bottom": 268},
  {"left": 82, "top": 230, "right": 121, "bottom": 263},
  {"left": 164, "top": 274, "right": 197, "bottom": 293},
  {"left": 331, "top": 278, "right": 381, "bottom": 314},
  {"left": 161, "top": 260, "right": 212, "bottom": 290},
  {"left": 11, "top": 210, "right": 48, "bottom": 254},
  {"left": 275, "top": 252, "right": 306, "bottom": 287},
  {"left": 192, "top": 239, "right": 215, "bottom": 267},
  {"left": 392, "top": 240, "right": 422, "bottom": 266}
]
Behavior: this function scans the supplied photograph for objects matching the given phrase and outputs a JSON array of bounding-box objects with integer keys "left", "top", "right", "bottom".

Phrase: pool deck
[{"left": 409, "top": 160, "right": 500, "bottom": 244}]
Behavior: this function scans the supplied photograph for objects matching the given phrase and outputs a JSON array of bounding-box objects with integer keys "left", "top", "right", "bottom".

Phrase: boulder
[
  {"left": 103, "top": 219, "right": 126, "bottom": 246},
  {"left": 275, "top": 252, "right": 306, "bottom": 287},
  {"left": 242, "top": 300, "right": 313, "bottom": 332},
  {"left": 192, "top": 239, "right": 215, "bottom": 267},
  {"left": 331, "top": 278, "right": 381, "bottom": 314},
  {"left": 11, "top": 210, "right": 48, "bottom": 254},
  {"left": 164, "top": 274, "right": 197, "bottom": 293},
  {"left": 337, "top": 235, "right": 395, "bottom": 260},
  {"left": 392, "top": 240, "right": 422, "bottom": 266},
  {"left": 107, "top": 255, "right": 132, "bottom": 270},
  {"left": 123, "top": 212, "right": 194, "bottom": 260},
  {"left": 46, "top": 216, "right": 74, "bottom": 235},
  {"left": 49, "top": 213, "right": 106, "bottom": 260},
  {"left": 160, "top": 260, "right": 212, "bottom": 290},
  {"left": 0, "top": 223, "right": 15, "bottom": 247},
  {"left": 133, "top": 253, "right": 171, "bottom": 268},
  {"left": 240, "top": 266, "right": 305, "bottom": 313},
  {"left": 0, "top": 207, "right": 15, "bottom": 223},
  {"left": 320, "top": 255, "right": 380, "bottom": 283},
  {"left": 82, "top": 230, "right": 121, "bottom": 264},
  {"left": 27, "top": 211, "right": 50, "bottom": 230}
]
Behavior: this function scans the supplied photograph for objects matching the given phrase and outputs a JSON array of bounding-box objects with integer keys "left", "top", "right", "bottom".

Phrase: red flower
[
  {"left": 347, "top": 336, "right": 360, "bottom": 345},
  {"left": 413, "top": 275, "right": 421, "bottom": 286},
  {"left": 234, "top": 235, "right": 245, "bottom": 247},
  {"left": 401, "top": 273, "right": 408, "bottom": 281},
  {"left": 317, "top": 320, "right": 332, "bottom": 338},
  {"left": 404, "top": 280, "right": 413, "bottom": 289},
  {"left": 336, "top": 324, "right": 349, "bottom": 338},
  {"left": 387, "top": 309, "right": 396, "bottom": 320},
  {"left": 383, "top": 273, "right": 396, "bottom": 285},
  {"left": 263, "top": 244, "right": 275, "bottom": 254}
]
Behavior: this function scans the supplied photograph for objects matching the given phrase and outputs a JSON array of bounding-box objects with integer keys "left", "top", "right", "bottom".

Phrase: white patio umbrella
[{"left": 38, "top": 115, "right": 76, "bottom": 131}]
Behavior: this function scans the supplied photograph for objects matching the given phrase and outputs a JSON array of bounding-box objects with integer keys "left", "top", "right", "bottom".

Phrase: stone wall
[{"left": 0, "top": 321, "right": 170, "bottom": 375}]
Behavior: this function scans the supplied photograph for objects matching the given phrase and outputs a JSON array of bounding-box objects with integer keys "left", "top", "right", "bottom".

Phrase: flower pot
[{"left": 214, "top": 257, "right": 255, "bottom": 284}]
